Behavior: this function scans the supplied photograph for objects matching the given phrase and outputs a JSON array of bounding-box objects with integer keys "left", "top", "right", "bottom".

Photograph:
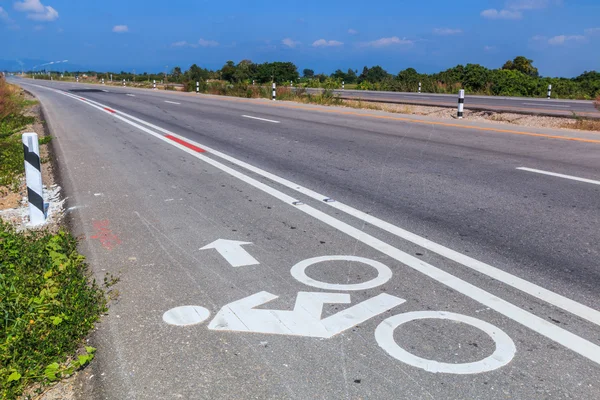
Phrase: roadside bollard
[
  {"left": 123, "top": 79, "right": 125, "bottom": 87},
  {"left": 342, "top": 81, "right": 345, "bottom": 90},
  {"left": 418, "top": 82, "right": 421, "bottom": 93},
  {"left": 102, "top": 78, "right": 105, "bottom": 85},
  {"left": 252, "top": 80, "right": 255, "bottom": 86},
  {"left": 153, "top": 80, "right": 156, "bottom": 90},
  {"left": 457, "top": 89, "right": 465, "bottom": 119},
  {"left": 547, "top": 84, "right": 552, "bottom": 99},
  {"left": 76, "top": 77, "right": 79, "bottom": 83},
  {"left": 272, "top": 82, "right": 276, "bottom": 101},
  {"left": 110, "top": 74, "right": 113, "bottom": 82},
  {"left": 22, "top": 132, "right": 45, "bottom": 226},
  {"left": 196, "top": 81, "right": 199, "bottom": 94}
]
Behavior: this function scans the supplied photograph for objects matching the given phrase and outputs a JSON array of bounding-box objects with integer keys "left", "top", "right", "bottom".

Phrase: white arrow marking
[
  {"left": 208, "top": 291, "right": 405, "bottom": 338},
  {"left": 200, "top": 239, "right": 259, "bottom": 267}
]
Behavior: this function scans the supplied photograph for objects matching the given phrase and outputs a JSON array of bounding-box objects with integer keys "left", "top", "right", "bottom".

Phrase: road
[
  {"left": 11, "top": 77, "right": 600, "bottom": 399},
  {"left": 304, "top": 88, "right": 600, "bottom": 118}
]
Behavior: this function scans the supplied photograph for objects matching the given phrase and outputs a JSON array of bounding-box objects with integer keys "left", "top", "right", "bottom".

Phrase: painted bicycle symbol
[{"left": 163, "top": 255, "right": 516, "bottom": 375}]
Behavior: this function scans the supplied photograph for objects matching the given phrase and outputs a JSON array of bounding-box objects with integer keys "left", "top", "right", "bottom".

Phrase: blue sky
[{"left": 1, "top": 0, "right": 599, "bottom": 77}]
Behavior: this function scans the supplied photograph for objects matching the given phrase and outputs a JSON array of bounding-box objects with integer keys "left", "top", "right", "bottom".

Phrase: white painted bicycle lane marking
[
  {"left": 25, "top": 82, "right": 600, "bottom": 366},
  {"left": 375, "top": 311, "right": 516, "bottom": 374},
  {"left": 201, "top": 239, "right": 259, "bottom": 267},
  {"left": 208, "top": 291, "right": 405, "bottom": 338}
]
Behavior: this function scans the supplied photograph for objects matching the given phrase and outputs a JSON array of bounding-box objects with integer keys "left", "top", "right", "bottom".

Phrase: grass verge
[
  {"left": 0, "top": 222, "right": 106, "bottom": 399},
  {"left": 1, "top": 76, "right": 107, "bottom": 399},
  {"left": 0, "top": 78, "right": 36, "bottom": 191}
]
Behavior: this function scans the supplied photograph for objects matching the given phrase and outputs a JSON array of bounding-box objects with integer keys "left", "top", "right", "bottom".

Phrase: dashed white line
[
  {"left": 242, "top": 115, "right": 280, "bottom": 124},
  {"left": 126, "top": 94, "right": 135, "bottom": 97},
  {"left": 164, "top": 100, "right": 181, "bottom": 105},
  {"left": 101, "top": 90, "right": 109, "bottom": 92},
  {"left": 522, "top": 103, "right": 570, "bottom": 108},
  {"left": 517, "top": 167, "right": 600, "bottom": 186}
]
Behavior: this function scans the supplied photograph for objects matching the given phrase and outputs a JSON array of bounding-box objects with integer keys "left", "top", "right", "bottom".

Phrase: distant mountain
[{"left": 0, "top": 59, "right": 86, "bottom": 72}]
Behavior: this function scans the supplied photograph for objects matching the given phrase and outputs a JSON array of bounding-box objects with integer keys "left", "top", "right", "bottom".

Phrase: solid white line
[
  {"left": 522, "top": 103, "right": 570, "bottom": 108},
  {"left": 126, "top": 94, "right": 135, "bottom": 97},
  {"left": 51, "top": 84, "right": 600, "bottom": 329},
  {"left": 27, "top": 83, "right": 600, "bottom": 366},
  {"left": 101, "top": 90, "right": 109, "bottom": 92},
  {"left": 517, "top": 167, "right": 600, "bottom": 186},
  {"left": 242, "top": 115, "right": 280, "bottom": 123},
  {"left": 164, "top": 101, "right": 181, "bottom": 105}
]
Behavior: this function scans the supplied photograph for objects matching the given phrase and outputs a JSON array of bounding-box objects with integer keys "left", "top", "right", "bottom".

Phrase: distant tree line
[{"left": 34, "top": 56, "right": 600, "bottom": 99}]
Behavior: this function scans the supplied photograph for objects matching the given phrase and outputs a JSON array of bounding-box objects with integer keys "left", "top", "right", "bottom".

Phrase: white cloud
[
  {"left": 112, "top": 25, "right": 128, "bottom": 33},
  {"left": 171, "top": 41, "right": 188, "bottom": 47},
  {"left": 14, "top": 0, "right": 45, "bottom": 12},
  {"left": 481, "top": 9, "right": 522, "bottom": 19},
  {"left": 312, "top": 39, "right": 343, "bottom": 47},
  {"left": 198, "top": 38, "right": 219, "bottom": 47},
  {"left": 0, "top": 7, "right": 10, "bottom": 22},
  {"left": 530, "top": 35, "right": 547, "bottom": 41},
  {"left": 484, "top": 45, "right": 496, "bottom": 52},
  {"left": 361, "top": 36, "right": 413, "bottom": 48},
  {"left": 281, "top": 38, "right": 300, "bottom": 48},
  {"left": 547, "top": 35, "right": 586, "bottom": 45},
  {"left": 585, "top": 27, "right": 600, "bottom": 36},
  {"left": 348, "top": 28, "right": 358, "bottom": 35},
  {"left": 14, "top": 0, "right": 58, "bottom": 21},
  {"left": 433, "top": 28, "right": 462, "bottom": 36}
]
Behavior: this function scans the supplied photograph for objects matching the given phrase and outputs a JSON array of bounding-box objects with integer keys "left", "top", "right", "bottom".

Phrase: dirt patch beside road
[{"left": 341, "top": 100, "right": 600, "bottom": 132}]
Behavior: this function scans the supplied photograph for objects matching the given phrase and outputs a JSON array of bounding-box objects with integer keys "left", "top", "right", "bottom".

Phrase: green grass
[
  {"left": 0, "top": 222, "right": 106, "bottom": 399},
  {"left": 0, "top": 78, "right": 37, "bottom": 190}
]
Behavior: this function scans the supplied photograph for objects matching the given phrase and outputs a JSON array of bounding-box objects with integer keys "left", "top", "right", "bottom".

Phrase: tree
[
  {"left": 502, "top": 56, "right": 539, "bottom": 78},
  {"left": 171, "top": 66, "right": 182, "bottom": 82},
  {"left": 345, "top": 68, "right": 357, "bottom": 83},
  {"left": 331, "top": 69, "right": 346, "bottom": 81},
  {"left": 220, "top": 60, "right": 237, "bottom": 82},
  {"left": 303, "top": 69, "right": 314, "bottom": 78},
  {"left": 233, "top": 60, "right": 256, "bottom": 82}
]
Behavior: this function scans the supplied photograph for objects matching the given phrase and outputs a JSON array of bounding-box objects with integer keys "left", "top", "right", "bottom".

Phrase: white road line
[
  {"left": 522, "top": 103, "right": 570, "bottom": 108},
  {"left": 517, "top": 167, "right": 600, "bottom": 186},
  {"left": 101, "top": 90, "right": 109, "bottom": 92},
  {"left": 242, "top": 115, "right": 280, "bottom": 123},
  {"left": 28, "top": 83, "right": 600, "bottom": 366},
  {"left": 164, "top": 100, "right": 180, "bottom": 105},
  {"left": 50, "top": 83, "right": 600, "bottom": 329},
  {"left": 126, "top": 94, "right": 135, "bottom": 97}
]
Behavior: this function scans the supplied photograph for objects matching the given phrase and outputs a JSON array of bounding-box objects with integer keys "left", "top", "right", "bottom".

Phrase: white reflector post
[{"left": 22, "top": 132, "right": 45, "bottom": 226}]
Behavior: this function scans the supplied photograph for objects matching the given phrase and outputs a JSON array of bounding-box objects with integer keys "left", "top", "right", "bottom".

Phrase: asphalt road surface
[
  {"left": 304, "top": 88, "right": 600, "bottom": 118},
  {"left": 12, "top": 78, "right": 600, "bottom": 399}
]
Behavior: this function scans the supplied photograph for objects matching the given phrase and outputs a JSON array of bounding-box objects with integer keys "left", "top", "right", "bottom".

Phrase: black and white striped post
[
  {"left": 110, "top": 74, "right": 113, "bottom": 82},
  {"left": 122, "top": 79, "right": 125, "bottom": 87},
  {"left": 272, "top": 82, "right": 276, "bottom": 101},
  {"left": 342, "top": 81, "right": 345, "bottom": 90},
  {"left": 22, "top": 133, "right": 45, "bottom": 226},
  {"left": 196, "top": 81, "right": 199, "bottom": 94},
  {"left": 418, "top": 82, "right": 421, "bottom": 93},
  {"left": 153, "top": 80, "right": 156, "bottom": 90},
  {"left": 76, "top": 76, "right": 79, "bottom": 83},
  {"left": 547, "top": 84, "right": 552, "bottom": 99},
  {"left": 457, "top": 89, "right": 465, "bottom": 119},
  {"left": 101, "top": 78, "right": 104, "bottom": 85},
  {"left": 252, "top": 80, "right": 255, "bottom": 86}
]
